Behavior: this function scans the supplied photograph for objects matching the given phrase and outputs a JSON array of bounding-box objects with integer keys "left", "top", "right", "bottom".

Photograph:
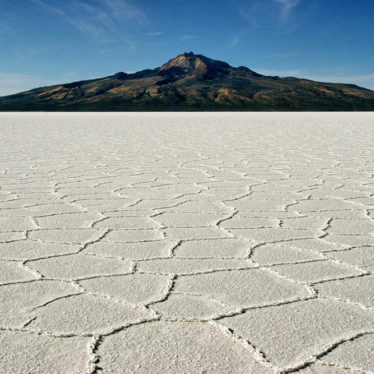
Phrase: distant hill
[{"left": 1, "top": 52, "right": 374, "bottom": 111}]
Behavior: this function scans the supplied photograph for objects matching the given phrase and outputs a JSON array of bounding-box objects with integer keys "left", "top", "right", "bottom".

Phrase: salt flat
[{"left": 0, "top": 112, "right": 374, "bottom": 373}]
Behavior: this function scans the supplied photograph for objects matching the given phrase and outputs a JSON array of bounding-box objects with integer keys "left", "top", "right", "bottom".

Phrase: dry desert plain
[{"left": 0, "top": 112, "right": 374, "bottom": 374}]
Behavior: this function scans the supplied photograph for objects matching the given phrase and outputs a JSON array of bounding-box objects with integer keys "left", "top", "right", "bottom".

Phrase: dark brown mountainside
[{"left": 1, "top": 52, "right": 374, "bottom": 111}]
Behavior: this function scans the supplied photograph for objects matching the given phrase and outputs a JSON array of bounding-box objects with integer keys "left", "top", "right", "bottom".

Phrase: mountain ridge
[{"left": 1, "top": 52, "right": 374, "bottom": 111}]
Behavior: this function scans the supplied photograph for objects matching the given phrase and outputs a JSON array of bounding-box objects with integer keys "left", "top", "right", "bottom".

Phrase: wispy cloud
[
  {"left": 31, "top": 0, "right": 146, "bottom": 45},
  {"left": 30, "top": 0, "right": 65, "bottom": 17},
  {"left": 236, "top": 1, "right": 262, "bottom": 29},
  {"left": 105, "top": 0, "right": 144, "bottom": 20},
  {"left": 230, "top": 36, "right": 241, "bottom": 47},
  {"left": 237, "top": 0, "right": 302, "bottom": 28},
  {"left": 229, "top": 30, "right": 249, "bottom": 48},
  {"left": 273, "top": 0, "right": 300, "bottom": 22},
  {"left": 146, "top": 31, "right": 164, "bottom": 36},
  {"left": 179, "top": 34, "right": 194, "bottom": 41}
]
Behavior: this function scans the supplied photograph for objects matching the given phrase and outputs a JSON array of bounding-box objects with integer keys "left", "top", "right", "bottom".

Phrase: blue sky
[{"left": 1, "top": 0, "right": 374, "bottom": 95}]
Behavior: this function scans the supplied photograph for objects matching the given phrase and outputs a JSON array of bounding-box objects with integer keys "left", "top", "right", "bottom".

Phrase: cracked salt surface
[{"left": 0, "top": 112, "right": 374, "bottom": 373}]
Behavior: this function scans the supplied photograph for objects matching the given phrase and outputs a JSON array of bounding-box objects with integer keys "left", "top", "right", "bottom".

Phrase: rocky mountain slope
[{"left": 1, "top": 52, "right": 373, "bottom": 111}]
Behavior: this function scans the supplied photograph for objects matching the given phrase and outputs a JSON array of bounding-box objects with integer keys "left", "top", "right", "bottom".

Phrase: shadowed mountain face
[{"left": 1, "top": 52, "right": 374, "bottom": 111}]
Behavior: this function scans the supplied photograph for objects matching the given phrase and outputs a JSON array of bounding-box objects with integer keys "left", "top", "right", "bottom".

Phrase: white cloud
[
  {"left": 30, "top": 0, "right": 65, "bottom": 16},
  {"left": 273, "top": 0, "right": 300, "bottom": 21},
  {"left": 236, "top": 1, "right": 262, "bottom": 29},
  {"left": 230, "top": 36, "right": 241, "bottom": 47},
  {"left": 146, "top": 31, "right": 164, "bottom": 36},
  {"left": 238, "top": 0, "right": 301, "bottom": 27},
  {"left": 105, "top": 0, "right": 144, "bottom": 20},
  {"left": 179, "top": 34, "right": 194, "bottom": 41},
  {"left": 31, "top": 0, "right": 146, "bottom": 44}
]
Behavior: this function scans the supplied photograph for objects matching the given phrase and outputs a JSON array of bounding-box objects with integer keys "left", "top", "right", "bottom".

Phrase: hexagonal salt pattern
[
  {"left": 97, "top": 321, "right": 273, "bottom": 373},
  {"left": 219, "top": 299, "right": 374, "bottom": 370},
  {"left": 0, "top": 331, "right": 89, "bottom": 374},
  {"left": 1, "top": 112, "right": 374, "bottom": 373}
]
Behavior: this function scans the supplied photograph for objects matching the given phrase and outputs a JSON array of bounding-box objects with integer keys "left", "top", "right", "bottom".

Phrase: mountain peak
[
  {"left": 158, "top": 52, "right": 236, "bottom": 81},
  {"left": 159, "top": 52, "right": 208, "bottom": 74},
  {"left": 182, "top": 51, "right": 196, "bottom": 57}
]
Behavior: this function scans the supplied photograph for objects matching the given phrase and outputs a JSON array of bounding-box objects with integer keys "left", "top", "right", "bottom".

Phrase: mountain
[{"left": 1, "top": 52, "right": 374, "bottom": 111}]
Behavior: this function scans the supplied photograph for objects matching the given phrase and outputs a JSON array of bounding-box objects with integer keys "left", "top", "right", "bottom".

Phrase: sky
[{"left": 1, "top": 0, "right": 374, "bottom": 96}]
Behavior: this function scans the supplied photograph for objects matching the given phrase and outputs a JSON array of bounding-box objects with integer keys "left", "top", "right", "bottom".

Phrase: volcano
[{"left": 1, "top": 52, "right": 373, "bottom": 111}]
